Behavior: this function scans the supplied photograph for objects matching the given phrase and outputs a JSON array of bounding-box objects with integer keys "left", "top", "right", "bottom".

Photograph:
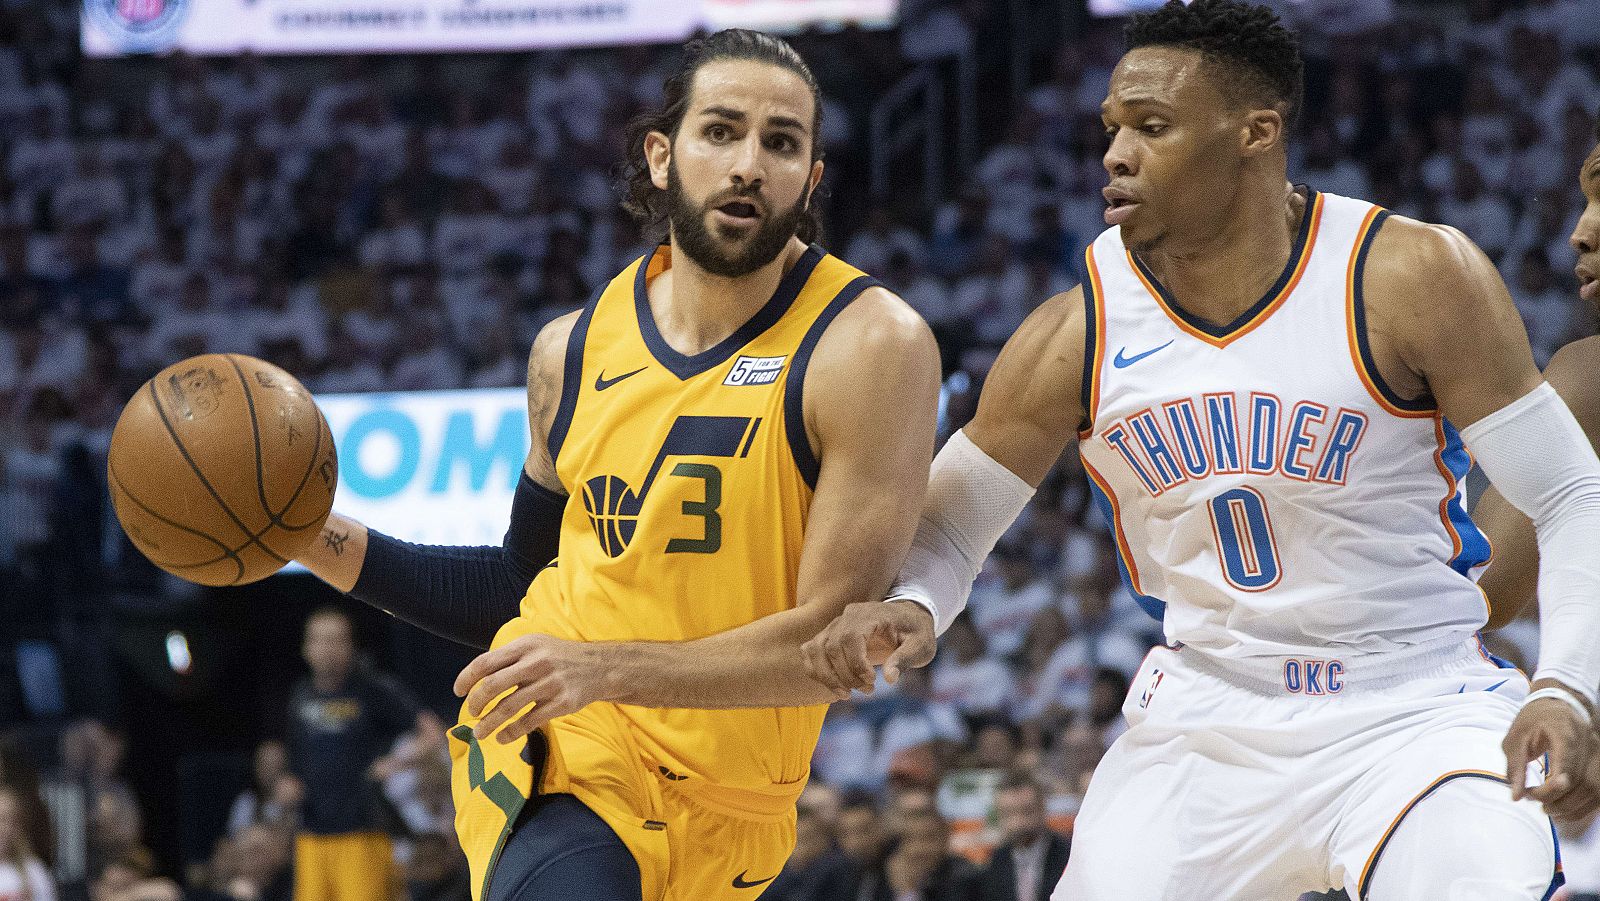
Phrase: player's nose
[
  {"left": 1571, "top": 202, "right": 1599, "bottom": 256},
  {"left": 1103, "top": 130, "right": 1137, "bottom": 179},
  {"left": 727, "top": 134, "right": 766, "bottom": 187}
]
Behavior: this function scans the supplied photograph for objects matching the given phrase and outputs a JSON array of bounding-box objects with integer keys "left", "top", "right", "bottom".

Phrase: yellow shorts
[
  {"left": 451, "top": 700, "right": 796, "bottom": 901},
  {"left": 293, "top": 832, "right": 396, "bottom": 901}
]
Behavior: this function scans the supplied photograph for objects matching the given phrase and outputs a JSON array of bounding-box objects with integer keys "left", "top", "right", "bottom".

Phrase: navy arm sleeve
[{"left": 349, "top": 472, "right": 564, "bottom": 650}]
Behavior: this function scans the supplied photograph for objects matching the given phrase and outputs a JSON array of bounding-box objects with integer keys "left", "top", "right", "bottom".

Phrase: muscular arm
[
  {"left": 291, "top": 312, "right": 576, "bottom": 646},
  {"left": 964, "top": 287, "right": 1089, "bottom": 487},
  {"left": 600, "top": 289, "right": 941, "bottom": 708},
  {"left": 798, "top": 286, "right": 1089, "bottom": 694},
  {"left": 1477, "top": 338, "right": 1600, "bottom": 629}
]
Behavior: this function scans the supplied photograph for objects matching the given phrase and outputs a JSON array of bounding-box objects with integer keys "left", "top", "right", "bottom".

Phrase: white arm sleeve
[
  {"left": 888, "top": 429, "right": 1036, "bottom": 636},
  {"left": 1462, "top": 382, "right": 1600, "bottom": 705}
]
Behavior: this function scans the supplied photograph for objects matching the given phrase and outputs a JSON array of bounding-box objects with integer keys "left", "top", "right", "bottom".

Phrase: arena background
[{"left": 2, "top": 0, "right": 1598, "bottom": 898}]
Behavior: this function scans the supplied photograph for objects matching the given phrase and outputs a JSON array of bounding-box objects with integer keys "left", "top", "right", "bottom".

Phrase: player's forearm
[
  {"left": 599, "top": 604, "right": 845, "bottom": 708},
  {"left": 1464, "top": 383, "right": 1600, "bottom": 703},
  {"left": 298, "top": 512, "right": 369, "bottom": 593}
]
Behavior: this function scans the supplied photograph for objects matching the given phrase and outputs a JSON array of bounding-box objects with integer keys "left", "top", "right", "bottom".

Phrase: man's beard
[{"left": 666, "top": 162, "right": 809, "bottom": 279}]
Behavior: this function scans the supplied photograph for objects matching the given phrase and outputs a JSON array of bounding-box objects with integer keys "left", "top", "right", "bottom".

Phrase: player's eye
[
  {"left": 705, "top": 124, "right": 732, "bottom": 142},
  {"left": 1104, "top": 124, "right": 1120, "bottom": 137},
  {"left": 1141, "top": 123, "right": 1168, "bottom": 136},
  {"left": 766, "top": 133, "right": 799, "bottom": 153}
]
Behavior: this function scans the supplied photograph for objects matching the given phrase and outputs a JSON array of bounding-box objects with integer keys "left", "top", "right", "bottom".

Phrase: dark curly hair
[
  {"left": 620, "top": 29, "right": 824, "bottom": 245},
  {"left": 1125, "top": 0, "right": 1304, "bottom": 129}
]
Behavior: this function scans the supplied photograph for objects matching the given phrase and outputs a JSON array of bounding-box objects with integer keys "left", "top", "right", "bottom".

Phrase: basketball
[{"left": 107, "top": 354, "right": 338, "bottom": 587}]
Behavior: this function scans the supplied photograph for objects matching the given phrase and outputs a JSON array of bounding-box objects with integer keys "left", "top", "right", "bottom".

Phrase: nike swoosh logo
[
  {"left": 731, "top": 872, "right": 776, "bottom": 889},
  {"left": 594, "top": 367, "right": 647, "bottom": 391},
  {"left": 1112, "top": 340, "right": 1174, "bottom": 369},
  {"left": 1485, "top": 679, "right": 1508, "bottom": 693}
]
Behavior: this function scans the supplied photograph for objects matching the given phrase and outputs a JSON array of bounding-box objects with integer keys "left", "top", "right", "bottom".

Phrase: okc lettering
[
  {"left": 1100, "top": 393, "right": 1369, "bottom": 497},
  {"left": 1283, "top": 658, "right": 1345, "bottom": 695}
]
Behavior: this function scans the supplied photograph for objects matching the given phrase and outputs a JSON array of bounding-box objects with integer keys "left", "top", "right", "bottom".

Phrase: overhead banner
[
  {"left": 82, "top": 0, "right": 897, "bottom": 57},
  {"left": 316, "top": 387, "right": 528, "bottom": 550}
]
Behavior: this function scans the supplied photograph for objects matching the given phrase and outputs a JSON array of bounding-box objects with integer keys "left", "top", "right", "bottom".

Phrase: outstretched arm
[
  {"left": 1476, "top": 339, "right": 1600, "bottom": 630},
  {"left": 291, "top": 312, "right": 577, "bottom": 648},
  {"left": 1370, "top": 218, "right": 1600, "bottom": 814},
  {"left": 800, "top": 286, "right": 1089, "bottom": 693},
  {"left": 457, "top": 287, "right": 942, "bottom": 739}
]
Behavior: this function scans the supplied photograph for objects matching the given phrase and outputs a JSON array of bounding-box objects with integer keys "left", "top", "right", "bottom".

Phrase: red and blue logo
[{"left": 87, "top": 0, "right": 189, "bottom": 52}]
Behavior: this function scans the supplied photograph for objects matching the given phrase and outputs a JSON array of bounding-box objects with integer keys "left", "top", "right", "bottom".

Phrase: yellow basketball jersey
[{"left": 450, "top": 243, "right": 880, "bottom": 901}]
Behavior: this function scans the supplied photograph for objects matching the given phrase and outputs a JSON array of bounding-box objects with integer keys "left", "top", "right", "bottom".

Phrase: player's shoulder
[
  {"left": 1364, "top": 214, "right": 1494, "bottom": 286},
  {"left": 525, "top": 309, "right": 584, "bottom": 404},
  {"left": 821, "top": 283, "right": 934, "bottom": 355}
]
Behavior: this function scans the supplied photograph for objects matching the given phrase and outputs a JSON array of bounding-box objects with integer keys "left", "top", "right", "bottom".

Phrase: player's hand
[
  {"left": 1504, "top": 679, "right": 1595, "bottom": 816},
  {"left": 455, "top": 634, "right": 613, "bottom": 744},
  {"left": 801, "top": 599, "right": 937, "bottom": 696}
]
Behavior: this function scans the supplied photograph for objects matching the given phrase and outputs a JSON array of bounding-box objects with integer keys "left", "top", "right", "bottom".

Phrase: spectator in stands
[
  {"left": 283, "top": 608, "right": 439, "bottom": 901},
  {"left": 0, "top": 786, "right": 54, "bottom": 901},
  {"left": 931, "top": 615, "right": 1015, "bottom": 720},
  {"left": 0, "top": 744, "right": 50, "bottom": 875},
  {"left": 966, "top": 544, "right": 1054, "bottom": 661},
  {"left": 398, "top": 834, "right": 467, "bottom": 901},
  {"left": 87, "top": 852, "right": 177, "bottom": 901},
  {"left": 835, "top": 793, "right": 887, "bottom": 880},
  {"left": 978, "top": 776, "right": 1068, "bottom": 901},
  {"left": 765, "top": 805, "right": 854, "bottom": 901},
  {"left": 864, "top": 809, "right": 977, "bottom": 901},
  {"left": 226, "top": 742, "right": 298, "bottom": 838},
  {"left": 223, "top": 825, "right": 291, "bottom": 901}
]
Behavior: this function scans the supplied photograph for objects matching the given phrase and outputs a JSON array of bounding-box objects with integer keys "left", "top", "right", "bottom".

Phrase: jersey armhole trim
[
  {"left": 546, "top": 286, "right": 603, "bottom": 466},
  {"left": 1346, "top": 208, "right": 1437, "bottom": 417},
  {"left": 783, "top": 275, "right": 883, "bottom": 490},
  {"left": 1079, "top": 246, "right": 1106, "bottom": 438}
]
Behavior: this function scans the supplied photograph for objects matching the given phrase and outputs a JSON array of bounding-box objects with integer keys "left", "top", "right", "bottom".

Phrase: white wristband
[{"left": 1523, "top": 686, "right": 1593, "bottom": 725}]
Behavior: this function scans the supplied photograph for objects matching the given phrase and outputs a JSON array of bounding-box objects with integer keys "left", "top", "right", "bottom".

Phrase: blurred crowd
[{"left": 3, "top": 0, "right": 1600, "bottom": 898}]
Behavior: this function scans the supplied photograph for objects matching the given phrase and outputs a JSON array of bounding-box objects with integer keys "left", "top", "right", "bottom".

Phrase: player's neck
[
  {"left": 1137, "top": 179, "right": 1305, "bottom": 328},
  {"left": 649, "top": 237, "right": 810, "bottom": 357}
]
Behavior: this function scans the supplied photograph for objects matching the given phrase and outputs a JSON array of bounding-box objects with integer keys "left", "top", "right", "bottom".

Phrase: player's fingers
[
  {"left": 844, "top": 631, "right": 876, "bottom": 691},
  {"left": 1530, "top": 733, "right": 1573, "bottom": 802},
  {"left": 805, "top": 628, "right": 852, "bottom": 694},
  {"left": 1504, "top": 728, "right": 1533, "bottom": 800},
  {"left": 882, "top": 648, "right": 904, "bottom": 685},
  {"left": 1543, "top": 782, "right": 1599, "bottom": 821},
  {"left": 822, "top": 631, "right": 866, "bottom": 696},
  {"left": 511, "top": 688, "right": 585, "bottom": 740},
  {"left": 496, "top": 702, "right": 559, "bottom": 745},
  {"left": 454, "top": 646, "right": 509, "bottom": 697},
  {"left": 455, "top": 637, "right": 541, "bottom": 698},
  {"left": 473, "top": 681, "right": 547, "bottom": 741},
  {"left": 800, "top": 633, "right": 829, "bottom": 685}
]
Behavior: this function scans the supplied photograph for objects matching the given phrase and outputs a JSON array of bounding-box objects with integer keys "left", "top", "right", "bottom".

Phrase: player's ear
[
  {"left": 806, "top": 159, "right": 824, "bottom": 208},
  {"left": 646, "top": 130, "right": 672, "bottom": 191},
  {"left": 1241, "top": 108, "right": 1285, "bottom": 158}
]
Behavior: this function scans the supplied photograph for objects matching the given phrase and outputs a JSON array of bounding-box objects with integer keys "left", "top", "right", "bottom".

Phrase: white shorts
[{"left": 1052, "top": 637, "right": 1562, "bottom": 900}]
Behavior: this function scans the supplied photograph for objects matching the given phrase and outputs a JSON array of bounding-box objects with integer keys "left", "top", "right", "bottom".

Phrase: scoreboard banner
[
  {"left": 82, "top": 0, "right": 896, "bottom": 57},
  {"left": 83, "top": 0, "right": 698, "bottom": 56},
  {"left": 317, "top": 387, "right": 528, "bottom": 549}
]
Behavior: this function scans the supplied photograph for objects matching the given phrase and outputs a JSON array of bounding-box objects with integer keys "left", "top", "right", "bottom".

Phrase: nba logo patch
[
  {"left": 724, "top": 355, "right": 786, "bottom": 387},
  {"left": 1139, "top": 669, "right": 1164, "bottom": 709}
]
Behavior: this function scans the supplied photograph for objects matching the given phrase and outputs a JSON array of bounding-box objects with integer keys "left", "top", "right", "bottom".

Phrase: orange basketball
[{"left": 107, "top": 354, "right": 337, "bottom": 586}]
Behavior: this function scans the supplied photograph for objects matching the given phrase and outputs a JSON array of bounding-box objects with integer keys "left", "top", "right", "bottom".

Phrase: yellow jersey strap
[{"left": 781, "top": 274, "right": 883, "bottom": 488}]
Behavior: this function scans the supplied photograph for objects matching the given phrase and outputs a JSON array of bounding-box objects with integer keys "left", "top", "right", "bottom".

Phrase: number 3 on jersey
[
  {"left": 582, "top": 415, "right": 758, "bottom": 557},
  {"left": 1207, "top": 487, "right": 1282, "bottom": 591}
]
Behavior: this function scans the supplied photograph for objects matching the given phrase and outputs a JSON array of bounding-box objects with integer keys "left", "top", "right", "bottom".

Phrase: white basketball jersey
[{"left": 1078, "top": 189, "right": 1492, "bottom": 660}]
